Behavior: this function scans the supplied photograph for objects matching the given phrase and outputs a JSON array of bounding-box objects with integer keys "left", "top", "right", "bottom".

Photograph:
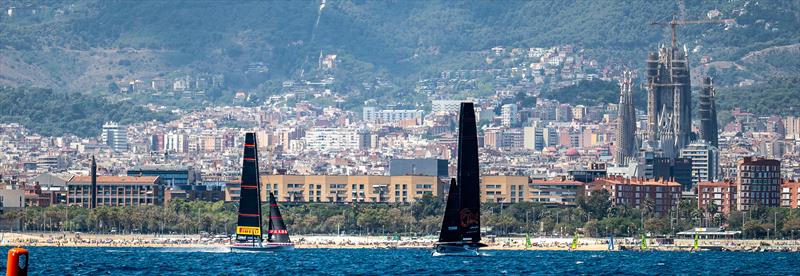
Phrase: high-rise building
[
  {"left": 698, "top": 76, "right": 719, "bottom": 147},
  {"left": 785, "top": 116, "right": 800, "bottom": 141},
  {"left": 572, "top": 105, "right": 587, "bottom": 122},
  {"left": 644, "top": 45, "right": 692, "bottom": 158},
  {"left": 100, "top": 121, "right": 128, "bottom": 152},
  {"left": 614, "top": 72, "right": 636, "bottom": 165},
  {"left": 523, "top": 126, "right": 545, "bottom": 151},
  {"left": 362, "top": 106, "right": 424, "bottom": 124},
  {"left": 164, "top": 133, "right": 189, "bottom": 153},
  {"left": 680, "top": 141, "right": 720, "bottom": 187},
  {"left": 389, "top": 159, "right": 449, "bottom": 178},
  {"left": 304, "top": 128, "right": 370, "bottom": 152},
  {"left": 501, "top": 104, "right": 518, "bottom": 127},
  {"left": 736, "top": 157, "right": 781, "bottom": 211}
]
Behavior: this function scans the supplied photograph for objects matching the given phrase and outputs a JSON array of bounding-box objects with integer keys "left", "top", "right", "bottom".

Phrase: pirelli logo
[{"left": 236, "top": 226, "right": 261, "bottom": 236}]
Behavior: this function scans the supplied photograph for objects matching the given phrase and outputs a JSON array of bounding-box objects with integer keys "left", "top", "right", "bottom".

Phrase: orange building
[
  {"left": 588, "top": 177, "right": 682, "bottom": 215},
  {"left": 781, "top": 179, "right": 800, "bottom": 208},
  {"left": 697, "top": 181, "right": 737, "bottom": 214}
]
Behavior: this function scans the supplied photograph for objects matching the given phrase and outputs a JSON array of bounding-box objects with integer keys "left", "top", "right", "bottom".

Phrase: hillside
[
  {"left": 0, "top": 0, "right": 797, "bottom": 110},
  {"left": 0, "top": 87, "right": 174, "bottom": 137},
  {"left": 540, "top": 79, "right": 647, "bottom": 109}
]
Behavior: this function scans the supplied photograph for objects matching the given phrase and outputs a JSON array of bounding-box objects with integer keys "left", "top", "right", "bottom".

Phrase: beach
[{"left": 1, "top": 232, "right": 798, "bottom": 252}]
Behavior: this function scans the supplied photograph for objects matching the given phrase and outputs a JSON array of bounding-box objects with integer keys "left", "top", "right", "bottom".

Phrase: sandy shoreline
[{"left": 1, "top": 232, "right": 798, "bottom": 252}]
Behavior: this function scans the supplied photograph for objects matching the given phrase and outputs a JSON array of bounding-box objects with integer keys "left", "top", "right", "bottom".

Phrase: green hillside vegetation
[
  {"left": 717, "top": 76, "right": 800, "bottom": 116},
  {"left": 2, "top": 1, "right": 798, "bottom": 84},
  {"left": 0, "top": 87, "right": 174, "bottom": 137},
  {"left": 540, "top": 79, "right": 647, "bottom": 109}
]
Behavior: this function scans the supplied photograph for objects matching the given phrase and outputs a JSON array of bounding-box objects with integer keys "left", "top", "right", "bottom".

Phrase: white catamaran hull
[
  {"left": 231, "top": 242, "right": 295, "bottom": 252},
  {"left": 432, "top": 244, "right": 481, "bottom": 257}
]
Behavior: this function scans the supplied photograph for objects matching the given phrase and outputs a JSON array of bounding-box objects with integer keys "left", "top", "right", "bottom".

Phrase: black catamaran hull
[
  {"left": 432, "top": 243, "right": 487, "bottom": 257},
  {"left": 231, "top": 242, "right": 295, "bottom": 252}
]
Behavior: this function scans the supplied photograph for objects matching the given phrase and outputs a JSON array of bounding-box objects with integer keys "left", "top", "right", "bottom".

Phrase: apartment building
[
  {"left": 256, "top": 175, "right": 445, "bottom": 204},
  {"left": 697, "top": 181, "right": 737, "bottom": 214},
  {"left": 67, "top": 176, "right": 163, "bottom": 207},
  {"left": 736, "top": 157, "right": 781, "bottom": 211},
  {"left": 780, "top": 179, "right": 800, "bottom": 208},
  {"left": 588, "top": 177, "right": 682, "bottom": 215}
]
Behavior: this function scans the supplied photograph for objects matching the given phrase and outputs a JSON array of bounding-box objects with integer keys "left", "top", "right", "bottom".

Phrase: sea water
[{"left": 10, "top": 247, "right": 800, "bottom": 275}]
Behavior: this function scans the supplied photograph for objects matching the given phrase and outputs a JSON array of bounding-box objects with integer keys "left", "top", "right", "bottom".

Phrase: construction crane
[{"left": 650, "top": 14, "right": 735, "bottom": 49}]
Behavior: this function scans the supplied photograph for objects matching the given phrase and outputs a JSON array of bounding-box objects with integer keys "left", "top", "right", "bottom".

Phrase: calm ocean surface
[{"left": 9, "top": 247, "right": 800, "bottom": 275}]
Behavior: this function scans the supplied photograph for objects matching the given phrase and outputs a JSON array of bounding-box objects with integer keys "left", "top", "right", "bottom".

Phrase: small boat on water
[
  {"left": 433, "top": 103, "right": 487, "bottom": 257},
  {"left": 525, "top": 234, "right": 532, "bottom": 250},
  {"left": 608, "top": 234, "right": 616, "bottom": 251},
  {"left": 568, "top": 233, "right": 579, "bottom": 251},
  {"left": 231, "top": 133, "right": 294, "bottom": 252}
]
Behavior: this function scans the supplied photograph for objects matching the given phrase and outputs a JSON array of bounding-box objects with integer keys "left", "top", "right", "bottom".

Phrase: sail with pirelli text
[
  {"left": 232, "top": 132, "right": 294, "bottom": 251},
  {"left": 235, "top": 132, "right": 263, "bottom": 244}
]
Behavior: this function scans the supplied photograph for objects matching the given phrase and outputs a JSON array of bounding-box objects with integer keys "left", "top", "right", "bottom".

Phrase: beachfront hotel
[{"left": 225, "top": 175, "right": 445, "bottom": 204}]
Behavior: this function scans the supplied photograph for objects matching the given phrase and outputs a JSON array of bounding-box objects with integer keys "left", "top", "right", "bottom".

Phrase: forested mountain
[
  {"left": 0, "top": 87, "right": 174, "bottom": 137},
  {"left": 0, "top": 0, "right": 797, "bottom": 113}
]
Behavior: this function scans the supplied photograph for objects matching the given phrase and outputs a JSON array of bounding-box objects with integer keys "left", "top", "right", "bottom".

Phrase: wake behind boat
[
  {"left": 231, "top": 132, "right": 294, "bottom": 252},
  {"left": 433, "top": 102, "right": 487, "bottom": 257}
]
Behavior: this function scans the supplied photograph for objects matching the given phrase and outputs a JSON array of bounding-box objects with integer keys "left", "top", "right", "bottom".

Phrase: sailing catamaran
[
  {"left": 231, "top": 133, "right": 294, "bottom": 252},
  {"left": 433, "top": 102, "right": 487, "bottom": 257}
]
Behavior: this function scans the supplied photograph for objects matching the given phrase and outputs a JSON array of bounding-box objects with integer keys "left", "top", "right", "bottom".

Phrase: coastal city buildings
[
  {"left": 736, "top": 157, "right": 782, "bottom": 211},
  {"left": 680, "top": 141, "right": 720, "bottom": 186},
  {"left": 101, "top": 121, "right": 129, "bottom": 152},
  {"left": 588, "top": 177, "right": 682, "bottom": 215},
  {"left": 0, "top": 43, "right": 795, "bottom": 216},
  {"left": 697, "top": 180, "right": 737, "bottom": 214},
  {"left": 66, "top": 176, "right": 163, "bottom": 207}
]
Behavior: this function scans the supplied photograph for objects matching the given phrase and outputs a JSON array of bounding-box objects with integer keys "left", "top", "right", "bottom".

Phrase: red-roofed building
[
  {"left": 67, "top": 176, "right": 163, "bottom": 207},
  {"left": 588, "top": 177, "right": 681, "bottom": 215}
]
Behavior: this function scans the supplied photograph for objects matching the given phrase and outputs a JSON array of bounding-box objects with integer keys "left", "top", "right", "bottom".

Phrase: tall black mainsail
[
  {"left": 236, "top": 133, "right": 263, "bottom": 244},
  {"left": 267, "top": 192, "right": 291, "bottom": 244},
  {"left": 436, "top": 102, "right": 484, "bottom": 250}
]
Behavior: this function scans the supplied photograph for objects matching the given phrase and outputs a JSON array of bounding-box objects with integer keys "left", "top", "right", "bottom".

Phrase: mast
[
  {"left": 236, "top": 133, "right": 264, "bottom": 243},
  {"left": 267, "top": 192, "right": 291, "bottom": 243},
  {"left": 90, "top": 156, "right": 97, "bottom": 209},
  {"left": 456, "top": 102, "right": 481, "bottom": 243}
]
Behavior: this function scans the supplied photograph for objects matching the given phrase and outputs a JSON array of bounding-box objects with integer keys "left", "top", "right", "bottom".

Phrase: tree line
[{"left": 6, "top": 193, "right": 800, "bottom": 239}]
